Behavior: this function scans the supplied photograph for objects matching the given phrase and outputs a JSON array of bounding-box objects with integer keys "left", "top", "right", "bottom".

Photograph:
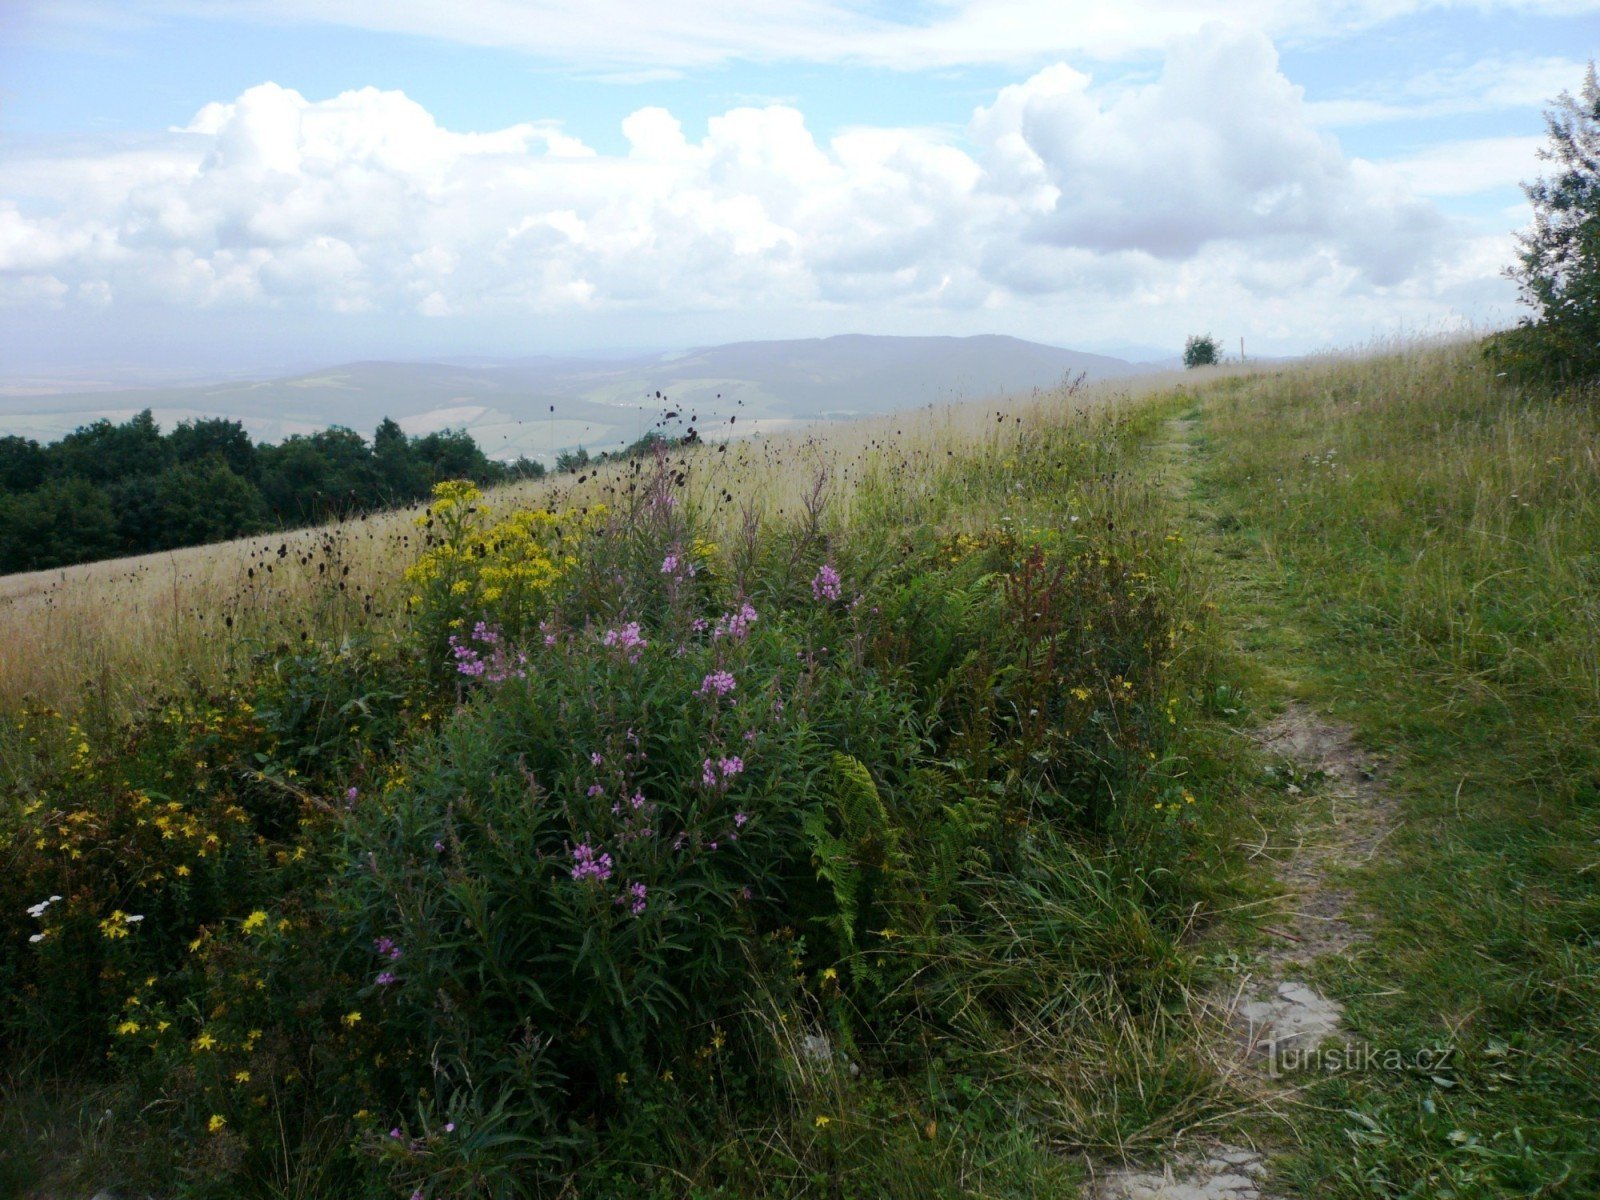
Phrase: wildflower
[
  {"left": 719, "top": 756, "right": 744, "bottom": 779},
  {"left": 376, "top": 971, "right": 398, "bottom": 986},
  {"left": 713, "top": 602, "right": 759, "bottom": 641},
  {"left": 345, "top": 786, "right": 359, "bottom": 805},
  {"left": 660, "top": 552, "right": 680, "bottom": 575},
  {"left": 342, "top": 1011, "right": 362, "bottom": 1028},
  {"left": 811, "top": 564, "right": 842, "bottom": 602},
  {"left": 241, "top": 910, "right": 269, "bottom": 933},
  {"left": 208, "top": 1114, "right": 227, "bottom": 1133},
  {"left": 570, "top": 843, "right": 614, "bottom": 883},
  {"left": 615, "top": 881, "right": 648, "bottom": 917},
  {"left": 444, "top": 1122, "right": 456, "bottom": 1133},
  {"left": 734, "top": 811, "right": 748, "bottom": 827},
  {"left": 601, "top": 623, "right": 648, "bottom": 660},
  {"left": 28, "top": 932, "right": 46, "bottom": 944},
  {"left": 233, "top": 1070, "right": 251, "bottom": 1083},
  {"left": 116, "top": 1020, "right": 141, "bottom": 1036},
  {"left": 98, "top": 910, "right": 141, "bottom": 939},
  {"left": 814, "top": 1115, "right": 832, "bottom": 1128},
  {"left": 25, "top": 895, "right": 61, "bottom": 919},
  {"left": 698, "top": 670, "right": 736, "bottom": 699},
  {"left": 374, "top": 936, "right": 402, "bottom": 961},
  {"left": 194, "top": 1032, "right": 217, "bottom": 1051}
]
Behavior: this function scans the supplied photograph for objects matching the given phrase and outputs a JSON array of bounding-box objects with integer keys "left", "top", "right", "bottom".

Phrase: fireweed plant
[{"left": 2, "top": 401, "right": 1251, "bottom": 1199}]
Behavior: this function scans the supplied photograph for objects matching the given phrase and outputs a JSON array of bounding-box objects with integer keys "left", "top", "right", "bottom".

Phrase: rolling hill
[{"left": 0, "top": 334, "right": 1144, "bottom": 462}]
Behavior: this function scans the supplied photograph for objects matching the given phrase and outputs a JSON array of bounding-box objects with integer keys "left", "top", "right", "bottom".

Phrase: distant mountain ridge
[{"left": 0, "top": 334, "right": 1146, "bottom": 462}]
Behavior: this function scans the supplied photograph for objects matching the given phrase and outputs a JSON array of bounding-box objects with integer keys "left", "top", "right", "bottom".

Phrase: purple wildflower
[
  {"left": 811, "top": 563, "right": 842, "bottom": 601},
  {"left": 615, "top": 881, "right": 648, "bottom": 917},
  {"left": 376, "top": 971, "right": 397, "bottom": 986},
  {"left": 698, "top": 670, "right": 736, "bottom": 699},
  {"left": 374, "top": 936, "right": 402, "bottom": 961},
  {"left": 660, "top": 553, "right": 680, "bottom": 575},
  {"left": 713, "top": 602, "right": 759, "bottom": 641},
  {"left": 570, "top": 843, "right": 614, "bottom": 883},
  {"left": 601, "top": 622, "right": 648, "bottom": 661}
]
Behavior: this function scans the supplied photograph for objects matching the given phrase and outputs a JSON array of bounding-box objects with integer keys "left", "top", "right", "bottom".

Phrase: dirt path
[{"left": 1082, "top": 421, "right": 1399, "bottom": 1200}]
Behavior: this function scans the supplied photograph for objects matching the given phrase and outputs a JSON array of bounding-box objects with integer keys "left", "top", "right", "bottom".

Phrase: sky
[{"left": 1, "top": 1, "right": 1596, "bottom": 382}]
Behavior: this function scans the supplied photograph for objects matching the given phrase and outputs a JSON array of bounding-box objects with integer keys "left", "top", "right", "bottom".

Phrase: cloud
[
  {"left": 972, "top": 27, "right": 1444, "bottom": 282},
  {"left": 1307, "top": 55, "right": 1588, "bottom": 126},
  {"left": 53, "top": 0, "right": 1600, "bottom": 70},
  {"left": 1375, "top": 135, "right": 1544, "bottom": 197},
  {"left": 0, "top": 29, "right": 1503, "bottom": 343}
]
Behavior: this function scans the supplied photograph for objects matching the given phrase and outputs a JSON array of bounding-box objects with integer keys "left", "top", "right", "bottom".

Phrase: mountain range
[{"left": 0, "top": 334, "right": 1154, "bottom": 462}]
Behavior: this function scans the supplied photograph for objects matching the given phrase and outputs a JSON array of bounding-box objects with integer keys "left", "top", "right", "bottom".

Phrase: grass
[
  {"left": 1188, "top": 340, "right": 1600, "bottom": 1197},
  {"left": 6, "top": 337, "right": 1594, "bottom": 1198},
  {"left": 0, "top": 370, "right": 1200, "bottom": 732},
  {"left": 1, "top": 367, "right": 1267, "bottom": 1198}
]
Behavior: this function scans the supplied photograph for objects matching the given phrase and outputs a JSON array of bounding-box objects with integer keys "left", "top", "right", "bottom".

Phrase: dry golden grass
[{"left": 0, "top": 365, "right": 1225, "bottom": 727}]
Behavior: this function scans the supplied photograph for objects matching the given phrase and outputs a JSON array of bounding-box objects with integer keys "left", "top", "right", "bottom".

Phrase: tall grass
[
  {"left": 1, "top": 367, "right": 1263, "bottom": 1199},
  {"left": 1196, "top": 339, "right": 1600, "bottom": 1197},
  {"left": 0, "top": 371, "right": 1199, "bottom": 733}
]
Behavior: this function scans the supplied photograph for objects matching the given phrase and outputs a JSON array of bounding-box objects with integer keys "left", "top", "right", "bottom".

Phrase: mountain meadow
[{"left": 2, "top": 339, "right": 1596, "bottom": 1200}]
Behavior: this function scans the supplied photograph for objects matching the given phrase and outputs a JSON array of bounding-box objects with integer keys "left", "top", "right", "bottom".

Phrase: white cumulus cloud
[{"left": 0, "top": 28, "right": 1502, "bottom": 340}]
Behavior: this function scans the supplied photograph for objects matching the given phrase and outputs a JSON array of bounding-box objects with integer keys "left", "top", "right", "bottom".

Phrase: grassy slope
[
  {"left": 1188, "top": 344, "right": 1599, "bottom": 1197},
  {"left": 6, "top": 343, "right": 1597, "bottom": 1198},
  {"left": 1, "top": 380, "right": 1268, "bottom": 1199}
]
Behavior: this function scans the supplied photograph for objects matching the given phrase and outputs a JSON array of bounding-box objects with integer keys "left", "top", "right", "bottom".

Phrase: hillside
[
  {"left": 0, "top": 335, "right": 1147, "bottom": 463},
  {"left": 2, "top": 343, "right": 1595, "bottom": 1200}
]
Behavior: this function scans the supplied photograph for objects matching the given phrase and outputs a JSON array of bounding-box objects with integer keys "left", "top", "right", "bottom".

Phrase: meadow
[
  {"left": 4, "top": 341, "right": 1595, "bottom": 1199},
  {"left": 2, "top": 366, "right": 1258, "bottom": 1198}
]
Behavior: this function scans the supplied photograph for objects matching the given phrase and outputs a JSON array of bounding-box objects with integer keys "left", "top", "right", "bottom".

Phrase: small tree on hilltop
[
  {"left": 1183, "top": 334, "right": 1221, "bottom": 368},
  {"left": 1492, "top": 61, "right": 1600, "bottom": 384}
]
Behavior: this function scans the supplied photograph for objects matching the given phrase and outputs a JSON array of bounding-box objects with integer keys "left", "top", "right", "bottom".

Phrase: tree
[
  {"left": 170, "top": 417, "right": 259, "bottom": 481},
  {"left": 50, "top": 410, "right": 169, "bottom": 484},
  {"left": 0, "top": 435, "right": 47, "bottom": 494},
  {"left": 1183, "top": 334, "right": 1221, "bottom": 368},
  {"left": 1494, "top": 61, "right": 1600, "bottom": 384}
]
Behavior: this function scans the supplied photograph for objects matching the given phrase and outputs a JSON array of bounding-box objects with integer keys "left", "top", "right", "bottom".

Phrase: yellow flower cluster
[{"left": 405, "top": 480, "right": 604, "bottom": 620}]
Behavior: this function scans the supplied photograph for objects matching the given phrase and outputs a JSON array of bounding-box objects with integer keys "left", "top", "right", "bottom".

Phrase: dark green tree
[
  {"left": 0, "top": 479, "right": 119, "bottom": 573},
  {"left": 413, "top": 428, "right": 498, "bottom": 487},
  {"left": 1493, "top": 62, "right": 1600, "bottom": 384},
  {"left": 170, "top": 417, "right": 259, "bottom": 481},
  {"left": 1183, "top": 335, "right": 1221, "bottom": 368},
  {"left": 154, "top": 461, "right": 270, "bottom": 546},
  {"left": 0, "top": 435, "right": 47, "bottom": 493},
  {"left": 372, "top": 418, "right": 426, "bottom": 502},
  {"left": 49, "top": 410, "right": 169, "bottom": 484}
]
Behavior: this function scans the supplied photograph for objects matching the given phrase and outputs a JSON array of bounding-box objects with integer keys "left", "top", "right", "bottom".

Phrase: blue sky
[{"left": 1, "top": 1, "right": 1596, "bottom": 380}]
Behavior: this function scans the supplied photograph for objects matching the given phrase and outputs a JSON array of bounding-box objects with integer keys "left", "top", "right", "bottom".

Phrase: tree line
[{"left": 0, "top": 412, "right": 544, "bottom": 575}]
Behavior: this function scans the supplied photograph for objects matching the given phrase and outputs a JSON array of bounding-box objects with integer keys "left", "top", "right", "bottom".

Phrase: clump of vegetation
[
  {"left": 1183, "top": 335, "right": 1220, "bottom": 368},
  {"left": 1487, "top": 60, "right": 1600, "bottom": 385},
  {"left": 1, "top": 391, "right": 1251, "bottom": 1197},
  {"left": 0, "top": 412, "right": 541, "bottom": 576}
]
